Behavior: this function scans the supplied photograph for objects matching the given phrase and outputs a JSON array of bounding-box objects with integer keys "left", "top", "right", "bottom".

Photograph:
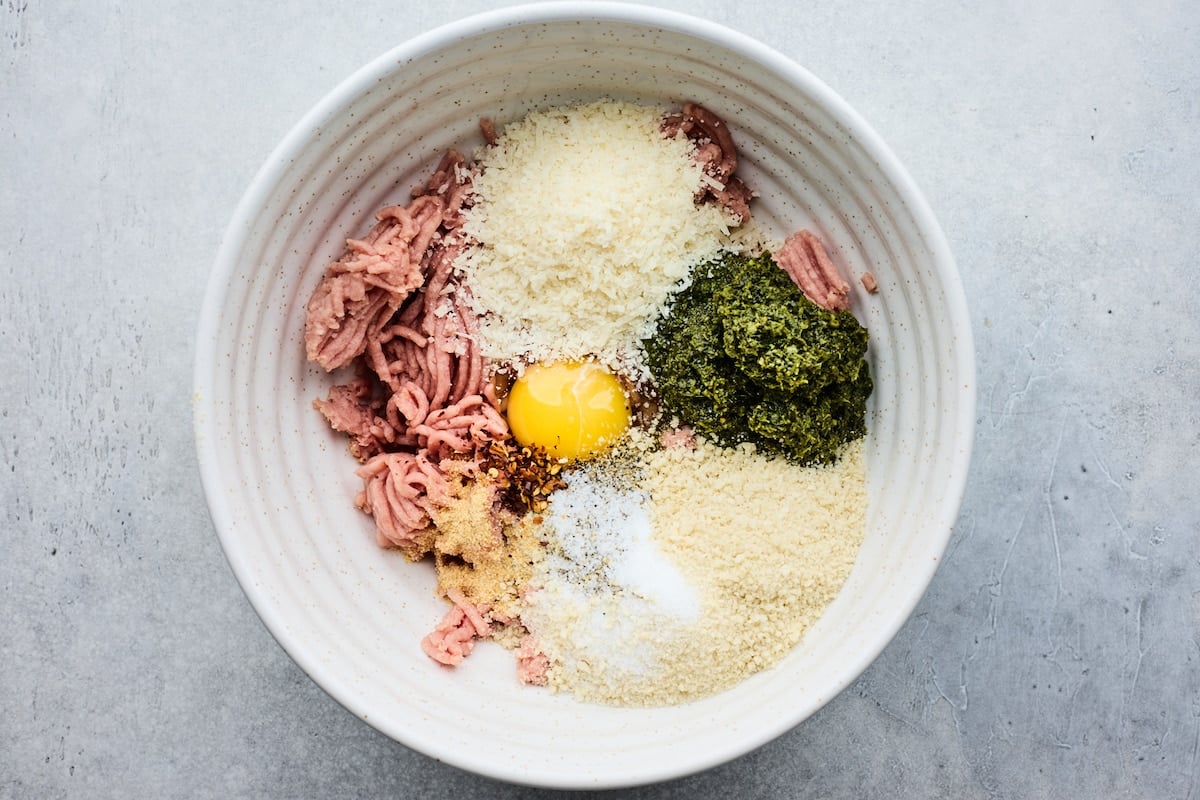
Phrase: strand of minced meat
[
  {"left": 304, "top": 196, "right": 443, "bottom": 371},
  {"left": 305, "top": 149, "right": 510, "bottom": 559},
  {"left": 354, "top": 452, "right": 449, "bottom": 551},
  {"left": 514, "top": 633, "right": 550, "bottom": 686},
  {"left": 773, "top": 229, "right": 851, "bottom": 312},
  {"left": 420, "top": 587, "right": 491, "bottom": 666},
  {"left": 662, "top": 102, "right": 754, "bottom": 223}
]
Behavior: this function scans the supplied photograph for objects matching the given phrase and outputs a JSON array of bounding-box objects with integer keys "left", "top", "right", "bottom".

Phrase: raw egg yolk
[{"left": 506, "top": 361, "right": 631, "bottom": 460}]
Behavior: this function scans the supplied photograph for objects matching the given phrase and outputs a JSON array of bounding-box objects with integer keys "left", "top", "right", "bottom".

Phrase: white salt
[{"left": 523, "top": 470, "right": 700, "bottom": 688}]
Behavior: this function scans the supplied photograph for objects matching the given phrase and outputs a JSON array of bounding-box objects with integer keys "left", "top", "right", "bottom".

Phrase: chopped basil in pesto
[{"left": 644, "top": 251, "right": 871, "bottom": 465}]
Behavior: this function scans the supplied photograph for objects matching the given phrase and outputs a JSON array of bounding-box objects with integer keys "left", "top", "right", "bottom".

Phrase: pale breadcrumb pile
[
  {"left": 543, "top": 436, "right": 867, "bottom": 707},
  {"left": 458, "top": 100, "right": 739, "bottom": 376}
]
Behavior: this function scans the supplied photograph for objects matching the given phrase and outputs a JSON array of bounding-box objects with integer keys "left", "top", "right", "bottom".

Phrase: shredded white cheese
[{"left": 457, "top": 100, "right": 739, "bottom": 375}]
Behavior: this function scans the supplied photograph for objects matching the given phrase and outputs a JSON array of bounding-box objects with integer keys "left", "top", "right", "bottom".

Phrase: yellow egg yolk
[{"left": 505, "top": 361, "right": 631, "bottom": 460}]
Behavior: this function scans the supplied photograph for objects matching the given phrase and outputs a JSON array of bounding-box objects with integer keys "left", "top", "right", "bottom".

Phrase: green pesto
[{"left": 643, "top": 251, "right": 872, "bottom": 465}]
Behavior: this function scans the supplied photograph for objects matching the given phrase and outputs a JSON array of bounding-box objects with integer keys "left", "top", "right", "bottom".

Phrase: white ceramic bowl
[{"left": 194, "top": 2, "right": 974, "bottom": 789}]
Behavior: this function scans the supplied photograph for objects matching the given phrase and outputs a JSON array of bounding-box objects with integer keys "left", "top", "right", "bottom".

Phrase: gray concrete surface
[{"left": 3, "top": 1, "right": 1198, "bottom": 797}]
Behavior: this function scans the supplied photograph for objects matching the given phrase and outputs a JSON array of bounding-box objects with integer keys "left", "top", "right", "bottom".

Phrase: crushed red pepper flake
[{"left": 479, "top": 438, "right": 569, "bottom": 514}]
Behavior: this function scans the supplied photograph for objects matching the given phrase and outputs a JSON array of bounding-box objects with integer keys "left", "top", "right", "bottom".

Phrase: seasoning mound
[
  {"left": 523, "top": 465, "right": 702, "bottom": 701},
  {"left": 524, "top": 436, "right": 866, "bottom": 706}
]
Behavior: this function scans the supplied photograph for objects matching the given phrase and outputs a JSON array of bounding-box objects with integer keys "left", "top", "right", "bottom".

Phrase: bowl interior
[{"left": 194, "top": 4, "right": 973, "bottom": 789}]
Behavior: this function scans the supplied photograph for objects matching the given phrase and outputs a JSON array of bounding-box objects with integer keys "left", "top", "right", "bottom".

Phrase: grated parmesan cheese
[{"left": 458, "top": 100, "right": 740, "bottom": 375}]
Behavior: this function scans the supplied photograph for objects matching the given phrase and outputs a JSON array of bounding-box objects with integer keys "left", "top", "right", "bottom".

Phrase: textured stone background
[{"left": 3, "top": 1, "right": 1198, "bottom": 797}]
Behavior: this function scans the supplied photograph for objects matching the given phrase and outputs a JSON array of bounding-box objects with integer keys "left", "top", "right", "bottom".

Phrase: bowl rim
[{"left": 194, "top": 0, "right": 976, "bottom": 788}]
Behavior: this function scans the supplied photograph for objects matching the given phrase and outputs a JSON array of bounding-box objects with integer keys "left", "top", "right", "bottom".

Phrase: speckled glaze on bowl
[{"left": 193, "top": 2, "right": 974, "bottom": 789}]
